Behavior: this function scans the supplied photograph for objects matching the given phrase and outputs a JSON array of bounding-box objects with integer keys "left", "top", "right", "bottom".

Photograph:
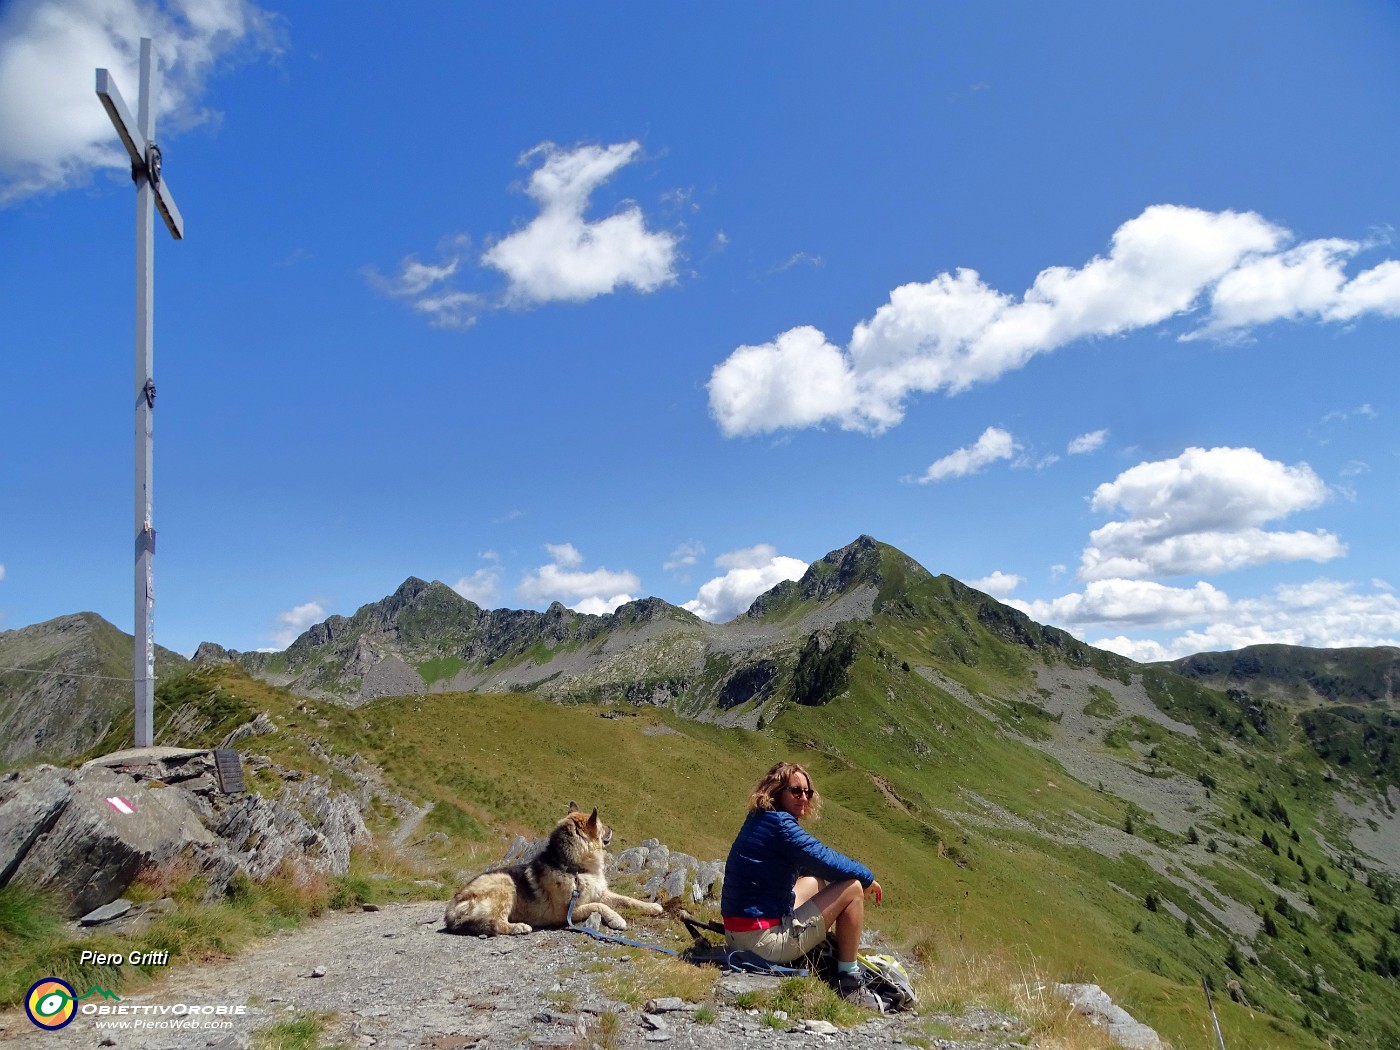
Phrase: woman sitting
[{"left": 720, "top": 761, "right": 884, "bottom": 1008}]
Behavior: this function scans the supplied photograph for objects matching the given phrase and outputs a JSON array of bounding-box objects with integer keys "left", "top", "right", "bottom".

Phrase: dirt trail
[{"left": 0, "top": 902, "right": 1020, "bottom": 1050}]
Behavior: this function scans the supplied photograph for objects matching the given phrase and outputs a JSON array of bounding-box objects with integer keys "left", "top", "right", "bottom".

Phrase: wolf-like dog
[{"left": 443, "top": 803, "right": 663, "bottom": 936}]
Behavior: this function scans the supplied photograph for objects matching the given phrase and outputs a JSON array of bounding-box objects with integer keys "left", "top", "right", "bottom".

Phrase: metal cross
[{"left": 96, "top": 38, "right": 184, "bottom": 748}]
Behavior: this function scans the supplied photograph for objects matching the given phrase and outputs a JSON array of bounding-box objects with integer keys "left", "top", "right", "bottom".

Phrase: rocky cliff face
[{"left": 194, "top": 539, "right": 910, "bottom": 722}]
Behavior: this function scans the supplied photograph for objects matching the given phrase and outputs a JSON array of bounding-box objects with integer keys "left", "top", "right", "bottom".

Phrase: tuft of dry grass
[{"left": 908, "top": 935, "right": 1116, "bottom": 1050}]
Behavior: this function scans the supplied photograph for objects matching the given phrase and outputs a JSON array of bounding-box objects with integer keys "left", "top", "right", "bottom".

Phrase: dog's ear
[
  {"left": 588, "top": 808, "right": 599, "bottom": 828},
  {"left": 568, "top": 801, "right": 580, "bottom": 814}
]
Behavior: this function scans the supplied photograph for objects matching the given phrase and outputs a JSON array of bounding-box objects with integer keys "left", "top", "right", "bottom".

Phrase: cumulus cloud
[
  {"left": 914, "top": 427, "right": 1018, "bottom": 483},
  {"left": 1079, "top": 446, "right": 1344, "bottom": 580},
  {"left": 1067, "top": 429, "right": 1108, "bottom": 455},
  {"left": 967, "top": 571, "right": 1023, "bottom": 598},
  {"left": 1194, "top": 240, "right": 1400, "bottom": 338},
  {"left": 269, "top": 599, "right": 326, "bottom": 649},
  {"left": 1010, "top": 579, "right": 1232, "bottom": 631},
  {"left": 451, "top": 566, "right": 501, "bottom": 608},
  {"left": 707, "top": 205, "right": 1400, "bottom": 437},
  {"left": 1088, "top": 579, "right": 1400, "bottom": 662},
  {"left": 683, "top": 545, "right": 808, "bottom": 623},
  {"left": 0, "top": 0, "right": 279, "bottom": 203},
  {"left": 369, "top": 142, "right": 677, "bottom": 328},
  {"left": 482, "top": 141, "right": 678, "bottom": 304},
  {"left": 518, "top": 544, "right": 639, "bottom": 615}
]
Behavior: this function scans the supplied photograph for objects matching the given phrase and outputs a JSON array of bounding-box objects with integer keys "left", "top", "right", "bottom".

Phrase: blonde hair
[{"left": 747, "top": 761, "right": 823, "bottom": 819}]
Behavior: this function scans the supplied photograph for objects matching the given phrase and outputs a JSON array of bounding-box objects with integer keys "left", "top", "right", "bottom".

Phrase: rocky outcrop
[
  {"left": 0, "top": 752, "right": 218, "bottom": 917},
  {"left": 1054, "top": 984, "right": 1163, "bottom": 1050},
  {"left": 0, "top": 741, "right": 371, "bottom": 917}
]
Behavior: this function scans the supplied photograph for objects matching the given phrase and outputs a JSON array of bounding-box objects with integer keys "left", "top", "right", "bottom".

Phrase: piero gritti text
[{"left": 79, "top": 949, "right": 170, "bottom": 966}]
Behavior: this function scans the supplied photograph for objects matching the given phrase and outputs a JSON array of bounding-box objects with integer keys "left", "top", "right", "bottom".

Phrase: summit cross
[{"left": 96, "top": 38, "right": 185, "bottom": 748}]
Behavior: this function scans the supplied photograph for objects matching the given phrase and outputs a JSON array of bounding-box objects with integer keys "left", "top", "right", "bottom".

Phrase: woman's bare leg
[{"left": 808, "top": 878, "right": 865, "bottom": 963}]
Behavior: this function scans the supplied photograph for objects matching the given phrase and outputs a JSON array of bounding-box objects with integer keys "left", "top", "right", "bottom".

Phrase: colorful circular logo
[{"left": 25, "top": 978, "right": 77, "bottom": 1030}]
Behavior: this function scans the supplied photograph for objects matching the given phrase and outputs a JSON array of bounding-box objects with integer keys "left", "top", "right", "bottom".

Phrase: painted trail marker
[{"left": 96, "top": 38, "right": 184, "bottom": 748}]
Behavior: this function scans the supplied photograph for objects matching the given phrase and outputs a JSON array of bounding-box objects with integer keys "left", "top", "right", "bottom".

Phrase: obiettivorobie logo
[{"left": 24, "top": 978, "right": 120, "bottom": 1030}]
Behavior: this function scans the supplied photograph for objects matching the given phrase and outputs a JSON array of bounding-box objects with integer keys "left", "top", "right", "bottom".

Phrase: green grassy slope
[
  {"left": 123, "top": 653, "right": 1398, "bottom": 1050},
  {"left": 14, "top": 538, "right": 1399, "bottom": 1048}
]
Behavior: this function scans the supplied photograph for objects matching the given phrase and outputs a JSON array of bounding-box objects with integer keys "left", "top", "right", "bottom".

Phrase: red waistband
[{"left": 723, "top": 916, "right": 782, "bottom": 932}]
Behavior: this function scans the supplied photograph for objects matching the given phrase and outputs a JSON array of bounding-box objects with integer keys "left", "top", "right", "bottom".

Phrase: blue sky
[{"left": 2, "top": 1, "right": 1398, "bottom": 662}]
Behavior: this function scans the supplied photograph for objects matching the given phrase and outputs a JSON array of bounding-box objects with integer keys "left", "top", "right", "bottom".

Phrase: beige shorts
[{"left": 724, "top": 900, "right": 828, "bottom": 963}]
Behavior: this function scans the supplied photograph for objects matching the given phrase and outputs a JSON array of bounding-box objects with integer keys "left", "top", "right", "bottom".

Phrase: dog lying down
[{"left": 444, "top": 802, "right": 664, "bottom": 936}]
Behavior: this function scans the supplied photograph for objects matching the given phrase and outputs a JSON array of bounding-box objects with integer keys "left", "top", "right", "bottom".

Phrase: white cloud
[
  {"left": 683, "top": 546, "right": 807, "bottom": 623},
  {"left": 518, "top": 544, "right": 640, "bottom": 615},
  {"left": 570, "top": 594, "right": 637, "bottom": 616},
  {"left": 1050, "top": 564, "right": 1067, "bottom": 578},
  {"left": 1010, "top": 579, "right": 1232, "bottom": 630},
  {"left": 707, "top": 205, "right": 1400, "bottom": 437},
  {"left": 1322, "top": 403, "right": 1378, "bottom": 424},
  {"left": 1067, "top": 429, "right": 1108, "bottom": 455},
  {"left": 270, "top": 599, "right": 326, "bottom": 648},
  {"left": 715, "top": 543, "right": 785, "bottom": 571},
  {"left": 544, "top": 542, "right": 583, "bottom": 568},
  {"left": 967, "top": 571, "right": 1023, "bottom": 598},
  {"left": 1081, "top": 527, "right": 1345, "bottom": 580},
  {"left": 1196, "top": 240, "right": 1400, "bottom": 337},
  {"left": 364, "top": 235, "right": 480, "bottom": 330},
  {"left": 705, "top": 326, "right": 861, "bottom": 435},
  {"left": 482, "top": 141, "right": 678, "bottom": 304},
  {"left": 663, "top": 541, "right": 704, "bottom": 572},
  {"left": 771, "top": 251, "right": 823, "bottom": 273},
  {"left": 0, "top": 563, "right": 6, "bottom": 581},
  {"left": 0, "top": 0, "right": 279, "bottom": 203},
  {"left": 1089, "top": 579, "right": 1400, "bottom": 661},
  {"left": 451, "top": 567, "right": 501, "bottom": 608},
  {"left": 914, "top": 427, "right": 1018, "bottom": 483},
  {"left": 1079, "top": 446, "right": 1343, "bottom": 580}
]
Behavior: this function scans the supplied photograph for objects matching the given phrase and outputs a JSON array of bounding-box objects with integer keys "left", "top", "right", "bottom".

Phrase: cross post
[{"left": 96, "top": 38, "right": 184, "bottom": 748}]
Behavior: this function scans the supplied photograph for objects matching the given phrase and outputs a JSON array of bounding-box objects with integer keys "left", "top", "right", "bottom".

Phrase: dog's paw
[
  {"left": 641, "top": 902, "right": 664, "bottom": 915},
  {"left": 507, "top": 922, "right": 532, "bottom": 935},
  {"left": 606, "top": 915, "right": 628, "bottom": 931}
]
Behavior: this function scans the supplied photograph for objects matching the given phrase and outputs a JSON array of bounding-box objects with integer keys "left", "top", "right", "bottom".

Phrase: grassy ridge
[
  {"left": 166, "top": 664, "right": 1325, "bottom": 1049},
  {"left": 18, "top": 656, "right": 1398, "bottom": 1047}
]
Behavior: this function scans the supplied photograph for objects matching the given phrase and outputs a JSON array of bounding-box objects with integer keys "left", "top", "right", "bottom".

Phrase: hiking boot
[{"left": 837, "top": 973, "right": 885, "bottom": 1012}]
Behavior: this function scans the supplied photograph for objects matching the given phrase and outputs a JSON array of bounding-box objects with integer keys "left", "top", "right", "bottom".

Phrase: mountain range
[{"left": 4, "top": 535, "right": 1400, "bottom": 1048}]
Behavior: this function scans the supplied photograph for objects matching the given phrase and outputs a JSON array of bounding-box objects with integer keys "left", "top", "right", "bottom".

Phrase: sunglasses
[{"left": 786, "top": 786, "right": 815, "bottom": 799}]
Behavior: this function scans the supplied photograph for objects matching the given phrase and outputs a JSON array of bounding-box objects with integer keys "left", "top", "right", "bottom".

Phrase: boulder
[
  {"left": 0, "top": 766, "right": 73, "bottom": 886},
  {"left": 9, "top": 765, "right": 218, "bottom": 917},
  {"left": 1054, "top": 983, "right": 1163, "bottom": 1050}
]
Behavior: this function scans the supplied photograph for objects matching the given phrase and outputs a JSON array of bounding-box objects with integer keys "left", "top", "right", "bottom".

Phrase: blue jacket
[{"left": 721, "top": 809, "right": 875, "bottom": 920}]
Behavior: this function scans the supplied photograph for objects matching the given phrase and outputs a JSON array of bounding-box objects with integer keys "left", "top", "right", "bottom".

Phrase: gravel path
[{"left": 0, "top": 902, "right": 1026, "bottom": 1050}]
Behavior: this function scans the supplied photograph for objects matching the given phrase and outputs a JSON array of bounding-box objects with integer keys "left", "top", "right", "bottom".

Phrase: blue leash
[
  {"left": 563, "top": 884, "right": 808, "bottom": 976},
  {"left": 564, "top": 883, "right": 681, "bottom": 955}
]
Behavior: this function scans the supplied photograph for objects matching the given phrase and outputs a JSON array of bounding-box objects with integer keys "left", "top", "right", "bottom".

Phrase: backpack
[
  {"left": 804, "top": 936, "right": 919, "bottom": 1012},
  {"left": 855, "top": 951, "right": 917, "bottom": 1012}
]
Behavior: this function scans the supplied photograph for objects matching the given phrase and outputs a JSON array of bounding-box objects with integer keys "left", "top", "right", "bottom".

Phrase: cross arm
[
  {"left": 96, "top": 68, "right": 184, "bottom": 240},
  {"left": 96, "top": 69, "right": 143, "bottom": 165}
]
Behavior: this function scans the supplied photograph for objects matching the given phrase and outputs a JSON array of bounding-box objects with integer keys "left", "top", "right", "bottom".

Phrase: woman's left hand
[{"left": 867, "top": 880, "right": 884, "bottom": 904}]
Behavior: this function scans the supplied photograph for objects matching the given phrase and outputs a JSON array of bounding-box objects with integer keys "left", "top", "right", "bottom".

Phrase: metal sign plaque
[{"left": 213, "top": 749, "right": 246, "bottom": 794}]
